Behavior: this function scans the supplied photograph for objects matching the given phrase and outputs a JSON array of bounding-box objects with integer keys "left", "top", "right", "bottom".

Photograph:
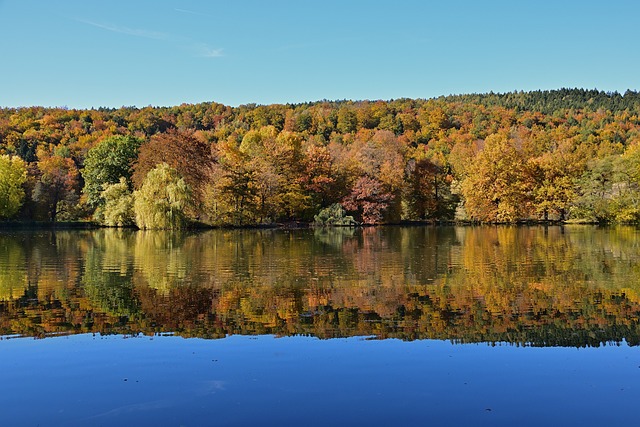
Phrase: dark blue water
[{"left": 2, "top": 334, "right": 638, "bottom": 427}]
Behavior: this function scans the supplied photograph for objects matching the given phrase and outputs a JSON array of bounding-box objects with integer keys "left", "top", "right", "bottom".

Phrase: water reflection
[{"left": 1, "top": 226, "right": 640, "bottom": 346}]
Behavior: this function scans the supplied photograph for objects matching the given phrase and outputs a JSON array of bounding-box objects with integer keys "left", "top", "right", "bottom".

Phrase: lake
[{"left": 1, "top": 226, "right": 639, "bottom": 426}]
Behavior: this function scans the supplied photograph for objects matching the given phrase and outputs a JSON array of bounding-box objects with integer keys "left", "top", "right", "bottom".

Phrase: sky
[{"left": 0, "top": 0, "right": 638, "bottom": 109}]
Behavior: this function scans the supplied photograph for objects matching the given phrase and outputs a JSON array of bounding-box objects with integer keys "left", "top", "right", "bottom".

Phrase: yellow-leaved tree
[
  {"left": 133, "top": 163, "right": 192, "bottom": 229},
  {"left": 460, "top": 132, "right": 534, "bottom": 222},
  {"left": 0, "top": 154, "right": 27, "bottom": 219}
]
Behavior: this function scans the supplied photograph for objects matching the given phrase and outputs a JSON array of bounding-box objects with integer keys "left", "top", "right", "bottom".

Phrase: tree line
[{"left": 1, "top": 88, "right": 640, "bottom": 228}]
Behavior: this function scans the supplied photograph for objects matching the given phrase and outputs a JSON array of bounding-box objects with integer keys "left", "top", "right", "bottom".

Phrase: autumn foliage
[{"left": 2, "top": 89, "right": 640, "bottom": 225}]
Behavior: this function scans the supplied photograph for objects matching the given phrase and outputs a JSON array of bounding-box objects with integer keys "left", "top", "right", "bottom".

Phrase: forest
[{"left": 1, "top": 88, "right": 640, "bottom": 227}]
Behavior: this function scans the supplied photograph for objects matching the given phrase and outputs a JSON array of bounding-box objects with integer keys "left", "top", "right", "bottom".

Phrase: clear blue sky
[{"left": 1, "top": 0, "right": 638, "bottom": 109}]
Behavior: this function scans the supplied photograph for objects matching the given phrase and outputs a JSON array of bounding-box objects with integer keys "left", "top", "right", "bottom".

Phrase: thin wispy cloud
[
  {"left": 76, "top": 19, "right": 169, "bottom": 40},
  {"left": 175, "top": 8, "right": 213, "bottom": 18},
  {"left": 75, "top": 17, "right": 223, "bottom": 58},
  {"left": 195, "top": 43, "right": 224, "bottom": 58}
]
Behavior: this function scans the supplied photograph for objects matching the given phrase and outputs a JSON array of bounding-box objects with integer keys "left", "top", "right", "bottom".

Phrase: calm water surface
[{"left": 1, "top": 226, "right": 639, "bottom": 426}]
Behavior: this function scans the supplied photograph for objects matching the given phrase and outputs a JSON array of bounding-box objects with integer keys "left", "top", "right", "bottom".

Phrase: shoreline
[{"left": 0, "top": 219, "right": 621, "bottom": 231}]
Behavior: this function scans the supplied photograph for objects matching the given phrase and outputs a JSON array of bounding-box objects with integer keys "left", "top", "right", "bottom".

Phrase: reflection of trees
[
  {"left": 412, "top": 226, "right": 640, "bottom": 345},
  {"left": 1, "top": 226, "right": 640, "bottom": 346},
  {"left": 133, "top": 231, "right": 191, "bottom": 293},
  {"left": 82, "top": 229, "right": 138, "bottom": 317},
  {"left": 0, "top": 235, "right": 28, "bottom": 300},
  {"left": 0, "top": 231, "right": 87, "bottom": 337},
  {"left": 313, "top": 226, "right": 356, "bottom": 248},
  {"left": 136, "top": 285, "right": 219, "bottom": 338},
  {"left": 28, "top": 231, "right": 86, "bottom": 299}
]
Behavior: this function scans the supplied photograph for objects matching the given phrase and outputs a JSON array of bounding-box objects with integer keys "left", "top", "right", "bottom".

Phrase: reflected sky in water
[{"left": 2, "top": 334, "right": 639, "bottom": 427}]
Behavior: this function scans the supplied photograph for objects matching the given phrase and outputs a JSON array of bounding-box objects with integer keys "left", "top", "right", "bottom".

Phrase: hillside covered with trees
[{"left": 1, "top": 88, "right": 640, "bottom": 227}]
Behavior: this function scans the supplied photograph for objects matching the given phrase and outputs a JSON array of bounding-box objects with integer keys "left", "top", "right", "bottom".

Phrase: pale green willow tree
[
  {"left": 0, "top": 154, "right": 27, "bottom": 219},
  {"left": 102, "top": 177, "right": 135, "bottom": 227},
  {"left": 133, "top": 163, "right": 192, "bottom": 229}
]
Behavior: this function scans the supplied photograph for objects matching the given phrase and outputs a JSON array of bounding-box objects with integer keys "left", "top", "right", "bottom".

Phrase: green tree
[
  {"left": 133, "top": 163, "right": 192, "bottom": 229},
  {"left": 0, "top": 154, "right": 27, "bottom": 219},
  {"left": 337, "top": 107, "right": 358, "bottom": 133},
  {"left": 572, "top": 146, "right": 640, "bottom": 223},
  {"left": 314, "top": 203, "right": 357, "bottom": 226},
  {"left": 572, "top": 156, "right": 616, "bottom": 222},
  {"left": 102, "top": 177, "right": 135, "bottom": 227},
  {"left": 82, "top": 135, "right": 141, "bottom": 213},
  {"left": 612, "top": 144, "right": 640, "bottom": 222}
]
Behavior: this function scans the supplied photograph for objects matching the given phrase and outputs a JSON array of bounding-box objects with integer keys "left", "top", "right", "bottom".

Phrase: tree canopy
[
  {"left": 82, "top": 135, "right": 141, "bottom": 211},
  {"left": 2, "top": 88, "right": 640, "bottom": 226}
]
